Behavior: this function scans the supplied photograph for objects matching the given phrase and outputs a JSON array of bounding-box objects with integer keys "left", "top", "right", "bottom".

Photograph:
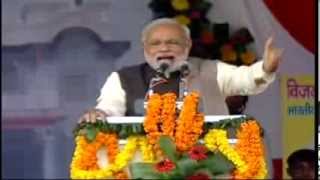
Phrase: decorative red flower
[
  {"left": 154, "top": 158, "right": 176, "bottom": 172},
  {"left": 200, "top": 31, "right": 215, "bottom": 44},
  {"left": 222, "top": 43, "right": 234, "bottom": 51},
  {"left": 188, "top": 145, "right": 208, "bottom": 161},
  {"left": 186, "top": 172, "right": 210, "bottom": 180},
  {"left": 190, "top": 11, "right": 201, "bottom": 19}
]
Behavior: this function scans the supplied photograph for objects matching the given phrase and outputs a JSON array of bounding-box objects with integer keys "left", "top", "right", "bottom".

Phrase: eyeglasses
[{"left": 145, "top": 39, "right": 187, "bottom": 49}]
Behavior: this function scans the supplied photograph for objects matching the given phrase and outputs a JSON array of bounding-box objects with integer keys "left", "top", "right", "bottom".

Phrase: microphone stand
[
  {"left": 144, "top": 68, "right": 168, "bottom": 110},
  {"left": 144, "top": 61, "right": 190, "bottom": 112},
  {"left": 177, "top": 64, "right": 190, "bottom": 110}
]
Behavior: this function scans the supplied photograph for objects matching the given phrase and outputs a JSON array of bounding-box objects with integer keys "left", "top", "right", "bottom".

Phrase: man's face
[
  {"left": 287, "top": 162, "right": 315, "bottom": 179},
  {"left": 143, "top": 24, "right": 192, "bottom": 72}
]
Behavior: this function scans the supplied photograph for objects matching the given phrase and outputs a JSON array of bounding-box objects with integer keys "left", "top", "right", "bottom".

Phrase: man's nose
[{"left": 158, "top": 42, "right": 170, "bottom": 51}]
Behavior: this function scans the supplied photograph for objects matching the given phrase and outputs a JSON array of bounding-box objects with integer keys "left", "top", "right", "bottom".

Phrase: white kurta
[{"left": 96, "top": 57, "right": 275, "bottom": 116}]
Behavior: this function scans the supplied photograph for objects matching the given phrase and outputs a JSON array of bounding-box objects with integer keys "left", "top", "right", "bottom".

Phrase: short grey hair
[{"left": 141, "top": 18, "right": 191, "bottom": 43}]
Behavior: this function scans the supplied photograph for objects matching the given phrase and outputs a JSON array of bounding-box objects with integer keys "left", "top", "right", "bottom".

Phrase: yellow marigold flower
[
  {"left": 171, "top": 0, "right": 190, "bottom": 11},
  {"left": 174, "top": 15, "right": 191, "bottom": 26},
  {"left": 139, "top": 136, "right": 156, "bottom": 162},
  {"left": 204, "top": 129, "right": 247, "bottom": 173},
  {"left": 111, "top": 136, "right": 139, "bottom": 173}
]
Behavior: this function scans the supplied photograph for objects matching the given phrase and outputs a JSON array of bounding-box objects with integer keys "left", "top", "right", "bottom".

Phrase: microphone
[
  {"left": 180, "top": 62, "right": 190, "bottom": 78},
  {"left": 178, "top": 62, "right": 190, "bottom": 101},
  {"left": 156, "top": 60, "right": 171, "bottom": 78},
  {"left": 157, "top": 62, "right": 169, "bottom": 74}
]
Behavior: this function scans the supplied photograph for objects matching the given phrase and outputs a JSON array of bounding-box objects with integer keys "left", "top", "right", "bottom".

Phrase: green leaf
[
  {"left": 176, "top": 156, "right": 198, "bottom": 177},
  {"left": 95, "top": 121, "right": 102, "bottom": 129},
  {"left": 85, "top": 125, "right": 97, "bottom": 142},
  {"left": 109, "top": 124, "right": 118, "bottom": 132},
  {"left": 198, "top": 152, "right": 235, "bottom": 175},
  {"left": 137, "top": 124, "right": 144, "bottom": 133},
  {"left": 118, "top": 126, "right": 128, "bottom": 139},
  {"left": 158, "top": 136, "right": 178, "bottom": 162},
  {"left": 130, "top": 163, "right": 160, "bottom": 179},
  {"left": 126, "top": 125, "right": 132, "bottom": 136},
  {"left": 132, "top": 124, "right": 137, "bottom": 134}
]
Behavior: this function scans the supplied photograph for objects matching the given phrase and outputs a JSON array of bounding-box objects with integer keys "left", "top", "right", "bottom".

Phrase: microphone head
[
  {"left": 156, "top": 59, "right": 172, "bottom": 78},
  {"left": 180, "top": 62, "right": 190, "bottom": 77},
  {"left": 159, "top": 62, "right": 169, "bottom": 73}
]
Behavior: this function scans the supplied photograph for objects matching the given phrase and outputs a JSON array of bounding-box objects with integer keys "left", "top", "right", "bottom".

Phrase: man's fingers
[
  {"left": 90, "top": 111, "right": 97, "bottom": 123},
  {"left": 270, "top": 48, "right": 284, "bottom": 64},
  {"left": 84, "top": 113, "right": 90, "bottom": 123},
  {"left": 96, "top": 110, "right": 107, "bottom": 120},
  {"left": 78, "top": 116, "right": 84, "bottom": 124},
  {"left": 275, "top": 48, "right": 284, "bottom": 59},
  {"left": 78, "top": 113, "right": 89, "bottom": 124},
  {"left": 265, "top": 36, "right": 274, "bottom": 51},
  {"left": 78, "top": 109, "right": 107, "bottom": 124}
]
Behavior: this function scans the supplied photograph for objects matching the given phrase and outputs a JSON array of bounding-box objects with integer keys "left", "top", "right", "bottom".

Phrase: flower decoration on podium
[{"left": 70, "top": 91, "right": 267, "bottom": 179}]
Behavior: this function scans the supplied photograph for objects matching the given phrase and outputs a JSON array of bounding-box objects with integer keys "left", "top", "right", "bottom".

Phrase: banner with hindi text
[{"left": 281, "top": 75, "right": 315, "bottom": 179}]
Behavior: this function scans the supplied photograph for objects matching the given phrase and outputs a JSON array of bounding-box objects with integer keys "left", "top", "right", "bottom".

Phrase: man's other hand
[
  {"left": 262, "top": 36, "right": 284, "bottom": 73},
  {"left": 78, "top": 109, "right": 107, "bottom": 124}
]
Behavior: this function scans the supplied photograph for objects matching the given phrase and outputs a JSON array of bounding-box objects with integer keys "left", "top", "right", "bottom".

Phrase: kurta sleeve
[
  {"left": 217, "top": 60, "right": 276, "bottom": 96},
  {"left": 95, "top": 72, "right": 126, "bottom": 116}
]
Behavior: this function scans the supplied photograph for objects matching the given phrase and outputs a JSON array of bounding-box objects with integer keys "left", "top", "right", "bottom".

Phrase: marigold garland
[
  {"left": 143, "top": 93, "right": 162, "bottom": 146},
  {"left": 160, "top": 93, "right": 177, "bottom": 138},
  {"left": 204, "top": 129, "right": 247, "bottom": 173},
  {"left": 233, "top": 120, "right": 267, "bottom": 179},
  {"left": 114, "top": 171, "right": 128, "bottom": 179},
  {"left": 70, "top": 134, "right": 155, "bottom": 179},
  {"left": 255, "top": 157, "right": 268, "bottom": 179},
  {"left": 143, "top": 92, "right": 204, "bottom": 152},
  {"left": 70, "top": 133, "right": 119, "bottom": 179},
  {"left": 110, "top": 136, "right": 140, "bottom": 172},
  {"left": 138, "top": 136, "right": 156, "bottom": 163},
  {"left": 174, "top": 92, "right": 204, "bottom": 151}
]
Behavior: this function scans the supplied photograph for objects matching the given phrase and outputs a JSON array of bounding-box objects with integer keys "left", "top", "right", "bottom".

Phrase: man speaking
[{"left": 79, "top": 18, "right": 283, "bottom": 123}]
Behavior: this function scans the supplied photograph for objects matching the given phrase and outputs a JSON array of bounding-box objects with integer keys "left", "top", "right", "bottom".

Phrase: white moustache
[{"left": 156, "top": 55, "right": 175, "bottom": 61}]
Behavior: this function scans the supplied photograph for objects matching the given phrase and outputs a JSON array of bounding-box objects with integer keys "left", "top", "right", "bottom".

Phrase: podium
[
  {"left": 106, "top": 115, "right": 244, "bottom": 144},
  {"left": 106, "top": 115, "right": 245, "bottom": 124},
  {"left": 70, "top": 115, "right": 269, "bottom": 179}
]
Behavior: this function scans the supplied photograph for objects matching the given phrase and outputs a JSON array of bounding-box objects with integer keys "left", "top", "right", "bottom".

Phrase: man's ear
[{"left": 187, "top": 39, "right": 192, "bottom": 49}]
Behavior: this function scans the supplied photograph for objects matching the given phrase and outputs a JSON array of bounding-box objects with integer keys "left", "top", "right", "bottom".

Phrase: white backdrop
[{"left": 2, "top": 0, "right": 314, "bottom": 159}]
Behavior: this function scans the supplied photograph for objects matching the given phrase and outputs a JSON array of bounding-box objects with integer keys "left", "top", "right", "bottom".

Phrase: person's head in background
[
  {"left": 141, "top": 18, "right": 192, "bottom": 73},
  {"left": 225, "top": 95, "right": 248, "bottom": 114},
  {"left": 287, "top": 149, "right": 315, "bottom": 179}
]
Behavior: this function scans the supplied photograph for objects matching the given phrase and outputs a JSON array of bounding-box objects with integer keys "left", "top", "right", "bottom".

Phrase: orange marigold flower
[
  {"left": 234, "top": 120, "right": 267, "bottom": 179},
  {"left": 143, "top": 92, "right": 203, "bottom": 153}
]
